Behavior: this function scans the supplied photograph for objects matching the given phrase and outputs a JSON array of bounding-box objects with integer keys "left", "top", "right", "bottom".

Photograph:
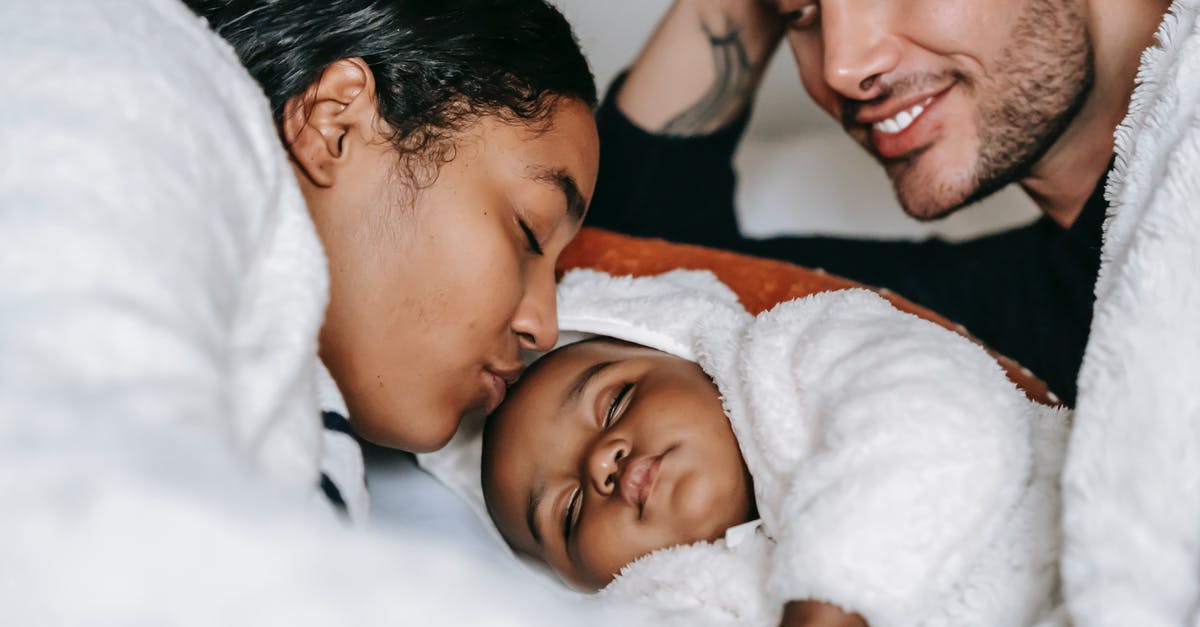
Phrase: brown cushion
[{"left": 558, "top": 227, "right": 1055, "bottom": 405}]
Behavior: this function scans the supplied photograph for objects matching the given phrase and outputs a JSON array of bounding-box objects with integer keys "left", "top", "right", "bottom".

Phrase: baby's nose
[{"left": 586, "top": 437, "right": 628, "bottom": 496}]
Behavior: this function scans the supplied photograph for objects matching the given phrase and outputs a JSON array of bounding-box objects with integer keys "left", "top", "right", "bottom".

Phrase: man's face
[
  {"left": 483, "top": 339, "right": 755, "bottom": 590},
  {"left": 774, "top": 0, "right": 1093, "bottom": 219}
]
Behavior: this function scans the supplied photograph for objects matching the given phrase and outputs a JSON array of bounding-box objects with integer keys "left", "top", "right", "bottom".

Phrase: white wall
[{"left": 551, "top": 0, "right": 1041, "bottom": 240}]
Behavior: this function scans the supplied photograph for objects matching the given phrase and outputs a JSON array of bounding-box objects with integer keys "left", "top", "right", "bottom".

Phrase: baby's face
[{"left": 483, "top": 339, "right": 755, "bottom": 590}]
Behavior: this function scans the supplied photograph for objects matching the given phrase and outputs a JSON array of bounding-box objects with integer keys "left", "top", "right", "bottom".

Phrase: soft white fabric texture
[
  {"left": 0, "top": 1, "right": 637, "bottom": 624},
  {"left": 1061, "top": 1, "right": 1200, "bottom": 625},
  {"left": 0, "top": 0, "right": 329, "bottom": 500},
  {"left": 604, "top": 281, "right": 1070, "bottom": 627},
  {"left": 422, "top": 269, "right": 1071, "bottom": 626}
]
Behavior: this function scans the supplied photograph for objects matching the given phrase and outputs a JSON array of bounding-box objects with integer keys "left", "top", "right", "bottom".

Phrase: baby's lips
[{"left": 620, "top": 454, "right": 663, "bottom": 513}]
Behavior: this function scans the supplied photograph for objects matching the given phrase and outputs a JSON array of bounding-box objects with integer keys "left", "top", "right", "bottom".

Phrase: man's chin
[
  {"left": 889, "top": 162, "right": 981, "bottom": 222},
  {"left": 898, "top": 196, "right": 968, "bottom": 222}
]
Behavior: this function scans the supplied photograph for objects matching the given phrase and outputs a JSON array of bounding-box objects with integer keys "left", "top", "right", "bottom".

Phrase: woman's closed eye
[{"left": 518, "top": 218, "right": 544, "bottom": 256}]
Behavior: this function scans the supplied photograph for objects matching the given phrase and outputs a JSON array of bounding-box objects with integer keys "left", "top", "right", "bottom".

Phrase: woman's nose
[
  {"left": 510, "top": 265, "right": 558, "bottom": 352},
  {"left": 585, "top": 436, "right": 628, "bottom": 497}
]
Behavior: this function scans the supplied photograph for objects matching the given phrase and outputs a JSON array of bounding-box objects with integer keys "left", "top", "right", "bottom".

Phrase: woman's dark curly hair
[{"left": 185, "top": 0, "right": 595, "bottom": 176}]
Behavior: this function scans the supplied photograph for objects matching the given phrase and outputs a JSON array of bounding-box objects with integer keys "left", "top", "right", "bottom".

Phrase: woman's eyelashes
[{"left": 517, "top": 218, "right": 544, "bottom": 256}]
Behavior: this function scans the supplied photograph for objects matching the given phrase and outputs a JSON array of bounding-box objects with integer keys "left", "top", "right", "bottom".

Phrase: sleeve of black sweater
[{"left": 587, "top": 73, "right": 748, "bottom": 248}]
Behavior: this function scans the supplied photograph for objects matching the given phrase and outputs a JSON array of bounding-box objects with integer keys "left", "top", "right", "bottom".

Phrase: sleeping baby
[{"left": 476, "top": 269, "right": 1071, "bottom": 627}]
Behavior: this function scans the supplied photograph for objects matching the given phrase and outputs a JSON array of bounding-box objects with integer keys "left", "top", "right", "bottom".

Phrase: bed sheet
[{"left": 363, "top": 445, "right": 514, "bottom": 569}]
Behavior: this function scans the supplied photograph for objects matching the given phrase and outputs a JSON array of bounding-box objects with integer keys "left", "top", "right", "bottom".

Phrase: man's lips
[
  {"left": 620, "top": 453, "right": 664, "bottom": 517},
  {"left": 856, "top": 85, "right": 953, "bottom": 160},
  {"left": 853, "top": 84, "right": 950, "bottom": 126}
]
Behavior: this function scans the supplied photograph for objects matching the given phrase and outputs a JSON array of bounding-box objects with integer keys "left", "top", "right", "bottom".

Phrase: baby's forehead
[
  {"left": 498, "top": 339, "right": 619, "bottom": 417},
  {"left": 485, "top": 340, "right": 603, "bottom": 445},
  {"left": 518, "top": 337, "right": 645, "bottom": 390}
]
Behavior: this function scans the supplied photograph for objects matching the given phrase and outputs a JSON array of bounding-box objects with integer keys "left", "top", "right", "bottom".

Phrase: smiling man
[{"left": 586, "top": 0, "right": 1172, "bottom": 406}]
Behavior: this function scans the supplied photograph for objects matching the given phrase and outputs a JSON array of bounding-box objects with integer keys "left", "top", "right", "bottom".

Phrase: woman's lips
[
  {"left": 480, "top": 366, "right": 521, "bottom": 414},
  {"left": 482, "top": 370, "right": 507, "bottom": 414},
  {"left": 620, "top": 453, "right": 664, "bottom": 517}
]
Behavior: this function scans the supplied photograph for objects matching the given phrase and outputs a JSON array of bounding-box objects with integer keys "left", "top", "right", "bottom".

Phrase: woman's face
[{"left": 288, "top": 60, "right": 600, "bottom": 452}]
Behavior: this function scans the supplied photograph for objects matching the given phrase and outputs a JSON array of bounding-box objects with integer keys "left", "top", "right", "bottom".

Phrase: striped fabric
[{"left": 318, "top": 408, "right": 368, "bottom": 522}]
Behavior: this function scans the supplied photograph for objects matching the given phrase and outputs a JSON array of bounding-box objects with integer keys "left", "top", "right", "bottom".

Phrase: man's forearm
[{"left": 617, "top": 0, "right": 784, "bottom": 136}]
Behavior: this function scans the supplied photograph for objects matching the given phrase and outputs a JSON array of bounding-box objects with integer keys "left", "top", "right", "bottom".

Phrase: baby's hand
[{"left": 779, "top": 601, "right": 867, "bottom": 627}]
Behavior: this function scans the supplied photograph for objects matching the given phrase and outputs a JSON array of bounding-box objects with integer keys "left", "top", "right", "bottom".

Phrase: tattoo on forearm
[{"left": 661, "top": 18, "right": 760, "bottom": 136}]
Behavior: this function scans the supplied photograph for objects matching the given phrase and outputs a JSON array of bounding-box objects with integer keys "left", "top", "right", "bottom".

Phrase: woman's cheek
[{"left": 452, "top": 220, "right": 525, "bottom": 313}]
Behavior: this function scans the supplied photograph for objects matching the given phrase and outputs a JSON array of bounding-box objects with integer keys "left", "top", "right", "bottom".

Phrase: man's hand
[
  {"left": 618, "top": 0, "right": 785, "bottom": 135},
  {"left": 780, "top": 600, "right": 869, "bottom": 627}
]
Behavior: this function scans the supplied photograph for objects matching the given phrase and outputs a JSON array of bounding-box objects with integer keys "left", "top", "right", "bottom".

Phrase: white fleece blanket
[
  {"left": 1060, "top": 1, "right": 1200, "bottom": 625},
  {"left": 0, "top": 1, "right": 635, "bottom": 624},
  {"left": 421, "top": 269, "right": 1071, "bottom": 626}
]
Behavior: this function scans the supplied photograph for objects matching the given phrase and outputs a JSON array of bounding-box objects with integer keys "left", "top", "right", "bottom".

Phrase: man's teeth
[{"left": 873, "top": 97, "right": 934, "bottom": 134}]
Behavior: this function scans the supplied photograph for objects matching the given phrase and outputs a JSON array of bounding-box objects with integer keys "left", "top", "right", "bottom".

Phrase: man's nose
[
  {"left": 821, "top": 1, "right": 900, "bottom": 101},
  {"left": 585, "top": 436, "right": 628, "bottom": 496}
]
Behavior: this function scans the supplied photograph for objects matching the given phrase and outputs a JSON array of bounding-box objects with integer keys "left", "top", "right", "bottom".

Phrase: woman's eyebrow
[{"left": 531, "top": 166, "right": 587, "bottom": 221}]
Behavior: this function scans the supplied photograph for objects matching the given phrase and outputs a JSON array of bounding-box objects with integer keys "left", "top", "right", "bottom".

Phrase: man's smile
[{"left": 861, "top": 84, "right": 955, "bottom": 160}]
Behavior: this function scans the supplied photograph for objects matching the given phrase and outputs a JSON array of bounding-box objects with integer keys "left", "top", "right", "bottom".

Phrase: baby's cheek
[
  {"left": 574, "top": 528, "right": 638, "bottom": 588},
  {"left": 576, "top": 519, "right": 681, "bottom": 588},
  {"left": 685, "top": 470, "right": 756, "bottom": 546},
  {"left": 666, "top": 472, "right": 729, "bottom": 543}
]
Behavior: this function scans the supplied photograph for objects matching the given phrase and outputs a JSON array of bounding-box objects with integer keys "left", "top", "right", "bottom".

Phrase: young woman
[
  {"left": 0, "top": 0, "right": 605, "bottom": 620},
  {"left": 187, "top": 0, "right": 601, "bottom": 453},
  {"left": 1, "top": 0, "right": 597, "bottom": 524}
]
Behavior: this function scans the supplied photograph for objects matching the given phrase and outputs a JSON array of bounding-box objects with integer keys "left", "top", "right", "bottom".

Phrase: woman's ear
[{"left": 282, "top": 58, "right": 376, "bottom": 188}]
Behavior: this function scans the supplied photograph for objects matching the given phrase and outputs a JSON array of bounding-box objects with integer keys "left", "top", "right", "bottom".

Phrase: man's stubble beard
[{"left": 888, "top": 0, "right": 1094, "bottom": 220}]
